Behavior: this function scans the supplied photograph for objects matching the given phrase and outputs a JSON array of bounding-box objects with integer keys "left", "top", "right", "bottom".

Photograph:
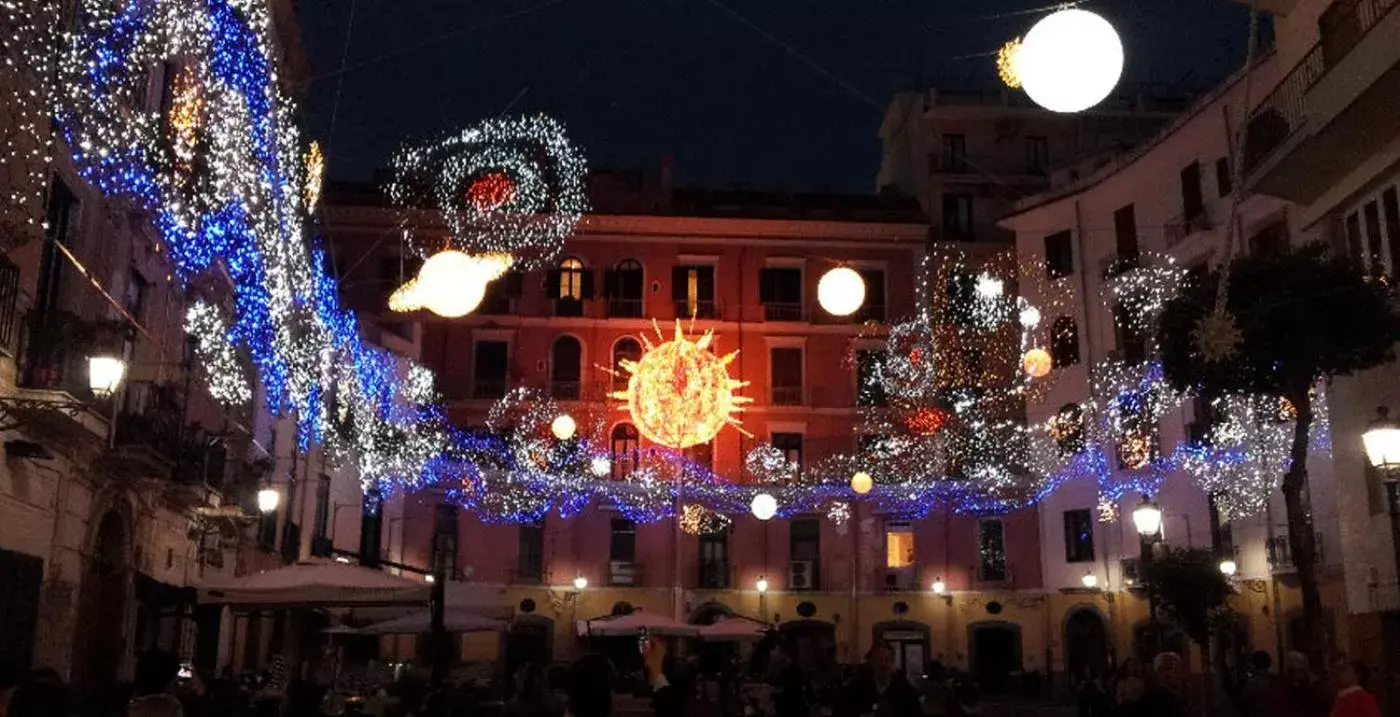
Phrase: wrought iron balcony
[
  {"left": 675, "top": 299, "right": 719, "bottom": 320},
  {"left": 550, "top": 380, "right": 581, "bottom": 401},
  {"left": 472, "top": 379, "right": 509, "bottom": 400},
  {"left": 763, "top": 302, "right": 805, "bottom": 322},
  {"left": 771, "top": 385, "right": 803, "bottom": 406},
  {"left": 698, "top": 559, "right": 731, "bottom": 590},
  {"left": 1266, "top": 533, "right": 1326, "bottom": 573},
  {"left": 608, "top": 299, "right": 644, "bottom": 318}
]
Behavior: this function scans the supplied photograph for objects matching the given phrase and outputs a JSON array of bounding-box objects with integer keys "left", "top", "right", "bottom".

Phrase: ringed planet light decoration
[
  {"left": 1022, "top": 348, "right": 1053, "bottom": 378},
  {"left": 851, "top": 471, "right": 874, "bottom": 495},
  {"left": 613, "top": 321, "right": 750, "bottom": 449},
  {"left": 551, "top": 414, "right": 577, "bottom": 441},
  {"left": 1014, "top": 8, "right": 1124, "bottom": 113},
  {"left": 390, "top": 249, "right": 513, "bottom": 318},
  {"left": 751, "top": 492, "right": 778, "bottom": 521},
  {"left": 997, "top": 37, "right": 1024, "bottom": 89},
  {"left": 817, "top": 266, "right": 866, "bottom": 316}
]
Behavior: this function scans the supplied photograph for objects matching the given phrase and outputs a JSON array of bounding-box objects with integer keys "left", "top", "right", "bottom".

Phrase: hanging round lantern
[
  {"left": 550, "top": 414, "right": 577, "bottom": 441},
  {"left": 1016, "top": 8, "right": 1124, "bottom": 114},
  {"left": 750, "top": 492, "right": 778, "bottom": 521},
  {"left": 1022, "top": 348, "right": 1053, "bottom": 378},
  {"left": 818, "top": 267, "right": 866, "bottom": 317},
  {"left": 850, "top": 471, "right": 874, "bottom": 495}
]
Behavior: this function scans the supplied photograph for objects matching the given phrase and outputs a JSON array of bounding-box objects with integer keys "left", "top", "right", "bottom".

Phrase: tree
[
  {"left": 1157, "top": 242, "right": 1400, "bottom": 664},
  {"left": 1143, "top": 547, "right": 1234, "bottom": 650}
]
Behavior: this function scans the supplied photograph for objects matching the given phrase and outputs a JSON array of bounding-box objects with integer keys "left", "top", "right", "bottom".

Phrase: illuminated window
[
  {"left": 885, "top": 522, "right": 914, "bottom": 569},
  {"left": 612, "top": 338, "right": 641, "bottom": 392},
  {"left": 558, "top": 257, "right": 585, "bottom": 299},
  {"left": 611, "top": 423, "right": 640, "bottom": 480}
]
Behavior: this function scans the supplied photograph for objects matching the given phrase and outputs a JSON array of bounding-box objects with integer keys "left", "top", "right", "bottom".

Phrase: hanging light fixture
[
  {"left": 551, "top": 414, "right": 577, "bottom": 441},
  {"left": 817, "top": 267, "right": 866, "bottom": 317},
  {"left": 1015, "top": 8, "right": 1124, "bottom": 113},
  {"left": 931, "top": 577, "right": 946, "bottom": 595},
  {"left": 88, "top": 355, "right": 127, "bottom": 398},
  {"left": 1132, "top": 498, "right": 1163, "bottom": 537},
  {"left": 850, "top": 471, "right": 874, "bottom": 495},
  {"left": 750, "top": 493, "right": 778, "bottom": 521},
  {"left": 257, "top": 487, "right": 280, "bottom": 513}
]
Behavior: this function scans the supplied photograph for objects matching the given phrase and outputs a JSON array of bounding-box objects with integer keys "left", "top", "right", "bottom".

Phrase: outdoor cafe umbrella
[
  {"left": 198, "top": 559, "right": 431, "bottom": 606},
  {"left": 586, "top": 610, "right": 700, "bottom": 637},
  {"left": 358, "top": 609, "right": 504, "bottom": 635},
  {"left": 696, "top": 616, "right": 770, "bottom": 642}
]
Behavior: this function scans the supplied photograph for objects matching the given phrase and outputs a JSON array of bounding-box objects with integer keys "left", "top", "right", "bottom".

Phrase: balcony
[
  {"left": 771, "top": 385, "right": 803, "bottom": 406},
  {"left": 762, "top": 302, "right": 805, "bottom": 322},
  {"left": 853, "top": 303, "right": 887, "bottom": 323},
  {"left": 929, "top": 153, "right": 1050, "bottom": 182},
  {"left": 472, "top": 379, "right": 509, "bottom": 400},
  {"left": 1266, "top": 533, "right": 1327, "bottom": 574},
  {"left": 884, "top": 567, "right": 917, "bottom": 592},
  {"left": 1164, "top": 210, "right": 1213, "bottom": 249},
  {"left": 554, "top": 298, "right": 586, "bottom": 318},
  {"left": 550, "top": 380, "right": 581, "bottom": 401},
  {"left": 1100, "top": 254, "right": 1140, "bottom": 280},
  {"left": 1244, "top": 0, "right": 1400, "bottom": 206},
  {"left": 698, "top": 559, "right": 730, "bottom": 589},
  {"left": 675, "top": 300, "right": 719, "bottom": 320},
  {"left": 608, "top": 299, "right": 644, "bottom": 318}
]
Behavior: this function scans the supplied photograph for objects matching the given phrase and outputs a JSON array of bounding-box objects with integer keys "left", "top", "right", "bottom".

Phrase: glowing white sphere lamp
[
  {"left": 1132, "top": 498, "right": 1163, "bottom": 537},
  {"left": 1081, "top": 571, "right": 1098, "bottom": 589},
  {"left": 850, "top": 471, "right": 874, "bottom": 495},
  {"left": 590, "top": 456, "right": 612, "bottom": 477},
  {"left": 573, "top": 574, "right": 588, "bottom": 590},
  {"left": 818, "top": 267, "right": 866, "bottom": 316},
  {"left": 750, "top": 492, "right": 778, "bottom": 521},
  {"left": 425, "top": 574, "right": 436, "bottom": 584},
  {"left": 551, "top": 414, "right": 577, "bottom": 441},
  {"left": 931, "top": 577, "right": 947, "bottom": 595},
  {"left": 1016, "top": 8, "right": 1124, "bottom": 113},
  {"left": 257, "top": 487, "right": 281, "bottom": 513},
  {"left": 1019, "top": 306, "right": 1042, "bottom": 328},
  {"left": 1219, "top": 558, "right": 1238, "bottom": 577},
  {"left": 418, "top": 249, "right": 488, "bottom": 318},
  {"left": 88, "top": 355, "right": 127, "bottom": 398},
  {"left": 756, "top": 576, "right": 769, "bottom": 593}
]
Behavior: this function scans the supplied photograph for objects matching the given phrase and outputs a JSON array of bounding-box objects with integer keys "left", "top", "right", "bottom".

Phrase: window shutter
[
  {"left": 759, "top": 268, "right": 777, "bottom": 303},
  {"left": 602, "top": 270, "right": 617, "bottom": 298},
  {"left": 580, "top": 270, "right": 595, "bottom": 299},
  {"left": 544, "top": 269, "right": 562, "bottom": 299},
  {"left": 671, "top": 266, "right": 687, "bottom": 301},
  {"left": 697, "top": 267, "right": 715, "bottom": 300},
  {"left": 505, "top": 271, "right": 524, "bottom": 298}
]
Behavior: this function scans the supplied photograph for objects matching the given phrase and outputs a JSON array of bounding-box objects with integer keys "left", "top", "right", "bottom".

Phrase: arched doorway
[
  {"left": 73, "top": 510, "right": 129, "bottom": 687},
  {"left": 1064, "top": 607, "right": 1110, "bottom": 681},
  {"left": 872, "top": 620, "right": 932, "bottom": 678},
  {"left": 968, "top": 621, "right": 1022, "bottom": 694}
]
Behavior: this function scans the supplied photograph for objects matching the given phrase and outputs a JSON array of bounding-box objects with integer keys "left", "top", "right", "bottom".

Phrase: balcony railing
[
  {"left": 514, "top": 565, "right": 545, "bottom": 585},
  {"left": 771, "top": 385, "right": 803, "bottom": 406},
  {"left": 608, "top": 299, "right": 644, "bottom": 318},
  {"left": 0, "top": 257, "right": 19, "bottom": 353},
  {"left": 1266, "top": 533, "right": 1326, "bottom": 572},
  {"left": 550, "top": 380, "right": 581, "bottom": 401},
  {"left": 675, "top": 300, "right": 719, "bottom": 320},
  {"left": 698, "top": 559, "right": 730, "bottom": 589},
  {"left": 554, "top": 298, "right": 586, "bottom": 317},
  {"left": 853, "top": 303, "right": 887, "bottom": 323},
  {"left": 763, "top": 302, "right": 805, "bottom": 322},
  {"left": 17, "top": 310, "right": 101, "bottom": 396},
  {"left": 472, "top": 379, "right": 509, "bottom": 400},
  {"left": 1164, "top": 210, "right": 1212, "bottom": 248},
  {"left": 1245, "top": 0, "right": 1397, "bottom": 174},
  {"left": 1100, "top": 254, "right": 1140, "bottom": 280}
]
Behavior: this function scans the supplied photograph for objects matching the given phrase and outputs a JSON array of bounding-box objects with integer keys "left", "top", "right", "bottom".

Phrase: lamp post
[
  {"left": 756, "top": 575, "right": 769, "bottom": 622},
  {"left": 1362, "top": 406, "right": 1400, "bottom": 604},
  {"left": 1133, "top": 498, "right": 1163, "bottom": 625}
]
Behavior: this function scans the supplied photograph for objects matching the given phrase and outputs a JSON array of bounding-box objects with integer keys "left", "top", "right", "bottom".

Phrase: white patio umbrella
[
  {"left": 358, "top": 609, "right": 504, "bottom": 635},
  {"left": 586, "top": 611, "right": 700, "bottom": 637},
  {"left": 198, "top": 559, "right": 431, "bottom": 606},
  {"left": 697, "top": 616, "right": 770, "bottom": 642}
]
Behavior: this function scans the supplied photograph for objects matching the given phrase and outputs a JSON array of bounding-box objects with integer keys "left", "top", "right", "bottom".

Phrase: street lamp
[
  {"left": 931, "top": 577, "right": 946, "bottom": 595},
  {"left": 87, "top": 355, "right": 127, "bottom": 398},
  {"left": 257, "top": 487, "right": 281, "bottom": 513},
  {"left": 756, "top": 575, "right": 769, "bottom": 623},
  {"left": 1362, "top": 405, "right": 1400, "bottom": 603},
  {"left": 1218, "top": 558, "right": 1238, "bottom": 577},
  {"left": 573, "top": 574, "right": 588, "bottom": 591},
  {"left": 1133, "top": 498, "right": 1162, "bottom": 625},
  {"left": 1081, "top": 571, "right": 1099, "bottom": 589}
]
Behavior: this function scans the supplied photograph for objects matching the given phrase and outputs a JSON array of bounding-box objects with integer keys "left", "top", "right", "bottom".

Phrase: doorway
[
  {"left": 1064, "top": 608, "right": 1110, "bottom": 681},
  {"left": 73, "top": 511, "right": 129, "bottom": 687},
  {"left": 969, "top": 621, "right": 1022, "bottom": 694}
]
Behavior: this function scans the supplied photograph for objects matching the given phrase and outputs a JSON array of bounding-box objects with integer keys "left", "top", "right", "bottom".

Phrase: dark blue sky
[{"left": 297, "top": 0, "right": 1253, "bottom": 192}]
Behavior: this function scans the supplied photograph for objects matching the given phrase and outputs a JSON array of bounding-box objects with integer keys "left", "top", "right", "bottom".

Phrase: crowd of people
[{"left": 0, "top": 643, "right": 1385, "bottom": 717}]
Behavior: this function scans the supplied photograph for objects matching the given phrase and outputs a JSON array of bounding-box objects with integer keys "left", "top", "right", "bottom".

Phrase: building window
[
  {"left": 856, "top": 269, "right": 886, "bottom": 322},
  {"left": 37, "top": 176, "right": 80, "bottom": 317},
  {"left": 759, "top": 266, "right": 803, "bottom": 321},
  {"left": 672, "top": 265, "right": 716, "bottom": 318},
  {"left": 517, "top": 519, "right": 544, "bottom": 583},
  {"left": 606, "top": 258, "right": 645, "bottom": 317},
  {"left": 1051, "top": 316, "right": 1080, "bottom": 367},
  {"left": 1044, "top": 230, "right": 1074, "bottom": 279},
  {"left": 1384, "top": 187, "right": 1400, "bottom": 275},
  {"left": 1026, "top": 135, "right": 1049, "bottom": 174},
  {"left": 1346, "top": 210, "right": 1363, "bottom": 264},
  {"left": 978, "top": 519, "right": 1007, "bottom": 582},
  {"left": 942, "top": 193, "right": 974, "bottom": 239},
  {"left": 941, "top": 134, "right": 967, "bottom": 172},
  {"left": 1363, "top": 200, "right": 1386, "bottom": 276},
  {"left": 789, "top": 517, "right": 821, "bottom": 590},
  {"left": 684, "top": 441, "right": 714, "bottom": 473},
  {"left": 611, "top": 423, "right": 640, "bottom": 480},
  {"left": 550, "top": 335, "right": 582, "bottom": 401},
  {"left": 472, "top": 339, "right": 509, "bottom": 398},
  {"left": 433, "top": 503, "right": 459, "bottom": 579},
  {"left": 1208, "top": 492, "right": 1234, "bottom": 556},
  {"left": 1113, "top": 204, "right": 1139, "bottom": 265},
  {"left": 856, "top": 349, "right": 889, "bottom": 406},
  {"left": 610, "top": 519, "right": 636, "bottom": 563},
  {"left": 771, "top": 432, "right": 803, "bottom": 478},
  {"left": 313, "top": 478, "right": 331, "bottom": 540},
  {"left": 1113, "top": 304, "right": 1148, "bottom": 364},
  {"left": 1215, "top": 157, "right": 1233, "bottom": 197},
  {"left": 884, "top": 521, "right": 915, "bottom": 591},
  {"left": 699, "top": 526, "right": 730, "bottom": 589},
  {"left": 770, "top": 347, "right": 803, "bottom": 406},
  {"left": 1180, "top": 161, "right": 1204, "bottom": 223},
  {"left": 550, "top": 258, "right": 592, "bottom": 316},
  {"left": 480, "top": 270, "right": 524, "bottom": 315},
  {"left": 612, "top": 338, "right": 642, "bottom": 393},
  {"left": 359, "top": 488, "right": 383, "bottom": 566},
  {"left": 1063, "top": 509, "right": 1095, "bottom": 563}
]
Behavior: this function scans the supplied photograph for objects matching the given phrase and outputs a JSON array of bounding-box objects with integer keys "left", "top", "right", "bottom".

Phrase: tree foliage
[{"left": 1143, "top": 548, "right": 1234, "bottom": 647}]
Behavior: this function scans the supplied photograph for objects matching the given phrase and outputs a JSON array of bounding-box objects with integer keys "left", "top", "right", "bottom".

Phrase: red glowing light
[
  {"left": 906, "top": 407, "right": 948, "bottom": 436},
  {"left": 467, "top": 172, "right": 517, "bottom": 211}
]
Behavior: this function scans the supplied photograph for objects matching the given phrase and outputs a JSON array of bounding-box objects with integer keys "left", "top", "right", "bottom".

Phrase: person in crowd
[
  {"left": 769, "top": 644, "right": 808, "bottom": 717},
  {"left": 5, "top": 670, "right": 72, "bottom": 717},
  {"left": 1237, "top": 650, "right": 1274, "bottom": 717},
  {"left": 0, "top": 660, "right": 21, "bottom": 717},
  {"left": 642, "top": 639, "right": 699, "bottom": 717},
  {"left": 1137, "top": 652, "right": 1185, "bottom": 717},
  {"left": 1328, "top": 661, "right": 1380, "bottom": 717},
  {"left": 843, "top": 643, "right": 922, "bottom": 717},
  {"left": 128, "top": 694, "right": 184, "bottom": 717},
  {"left": 1075, "top": 667, "right": 1108, "bottom": 717},
  {"left": 1269, "top": 651, "right": 1332, "bottom": 717},
  {"left": 508, "top": 663, "right": 565, "bottom": 717},
  {"left": 567, "top": 654, "right": 615, "bottom": 717}
]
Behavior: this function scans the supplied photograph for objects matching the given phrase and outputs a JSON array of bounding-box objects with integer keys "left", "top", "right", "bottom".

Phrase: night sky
[{"left": 297, "top": 0, "right": 1254, "bottom": 193}]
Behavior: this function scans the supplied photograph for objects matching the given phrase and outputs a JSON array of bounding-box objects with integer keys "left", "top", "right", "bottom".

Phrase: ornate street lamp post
[{"left": 1362, "top": 406, "right": 1400, "bottom": 604}]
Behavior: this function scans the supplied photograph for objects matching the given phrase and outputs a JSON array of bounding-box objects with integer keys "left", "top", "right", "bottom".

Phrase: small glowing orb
[
  {"left": 1022, "top": 348, "right": 1053, "bottom": 378},
  {"left": 612, "top": 321, "right": 750, "bottom": 448},
  {"left": 1017, "top": 8, "right": 1124, "bottom": 113},
  {"left": 1219, "top": 559, "right": 1238, "bottom": 576},
  {"left": 1019, "top": 306, "right": 1042, "bottom": 328},
  {"left": 257, "top": 488, "right": 280, "bottom": 513},
  {"left": 550, "top": 414, "right": 577, "bottom": 440},
  {"left": 997, "top": 37, "right": 1023, "bottom": 89},
  {"left": 818, "top": 267, "right": 866, "bottom": 316},
  {"left": 975, "top": 274, "right": 1005, "bottom": 298},
  {"left": 590, "top": 456, "right": 612, "bottom": 477},
  {"left": 467, "top": 171, "right": 517, "bottom": 211},
  {"left": 850, "top": 471, "right": 874, "bottom": 495},
  {"left": 750, "top": 492, "right": 778, "bottom": 521}
]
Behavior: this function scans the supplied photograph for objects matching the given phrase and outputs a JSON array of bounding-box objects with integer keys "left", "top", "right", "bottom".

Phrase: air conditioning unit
[
  {"left": 789, "top": 560, "right": 813, "bottom": 590},
  {"left": 609, "top": 560, "right": 636, "bottom": 586}
]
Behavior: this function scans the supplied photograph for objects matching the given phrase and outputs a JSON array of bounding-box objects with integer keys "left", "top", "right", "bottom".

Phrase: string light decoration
[
  {"left": 826, "top": 500, "right": 852, "bottom": 527},
  {"left": 997, "top": 37, "right": 1023, "bottom": 89},
  {"left": 304, "top": 141, "right": 324, "bottom": 213},
  {"left": 680, "top": 503, "right": 732, "bottom": 535},
  {"left": 746, "top": 443, "right": 797, "bottom": 485},
  {"left": 167, "top": 64, "right": 203, "bottom": 185},
  {"left": 0, "top": 0, "right": 61, "bottom": 240},
  {"left": 612, "top": 320, "right": 750, "bottom": 449},
  {"left": 1022, "top": 348, "right": 1052, "bottom": 378},
  {"left": 386, "top": 114, "right": 587, "bottom": 271},
  {"left": 185, "top": 301, "right": 252, "bottom": 405},
  {"left": 879, "top": 318, "right": 939, "bottom": 401},
  {"left": 1099, "top": 251, "right": 1187, "bottom": 342}
]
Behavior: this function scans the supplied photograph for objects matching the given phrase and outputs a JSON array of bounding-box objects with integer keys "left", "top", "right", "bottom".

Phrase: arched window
[
  {"left": 608, "top": 258, "right": 645, "bottom": 317},
  {"left": 611, "top": 423, "right": 640, "bottom": 480},
  {"left": 558, "top": 258, "right": 585, "bottom": 299},
  {"left": 1051, "top": 316, "right": 1080, "bottom": 367},
  {"left": 612, "top": 337, "right": 642, "bottom": 392},
  {"left": 551, "top": 335, "right": 582, "bottom": 400}
]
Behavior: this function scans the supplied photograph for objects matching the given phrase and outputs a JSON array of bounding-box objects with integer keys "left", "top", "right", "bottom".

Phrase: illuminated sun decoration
[{"left": 612, "top": 321, "right": 750, "bottom": 449}]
